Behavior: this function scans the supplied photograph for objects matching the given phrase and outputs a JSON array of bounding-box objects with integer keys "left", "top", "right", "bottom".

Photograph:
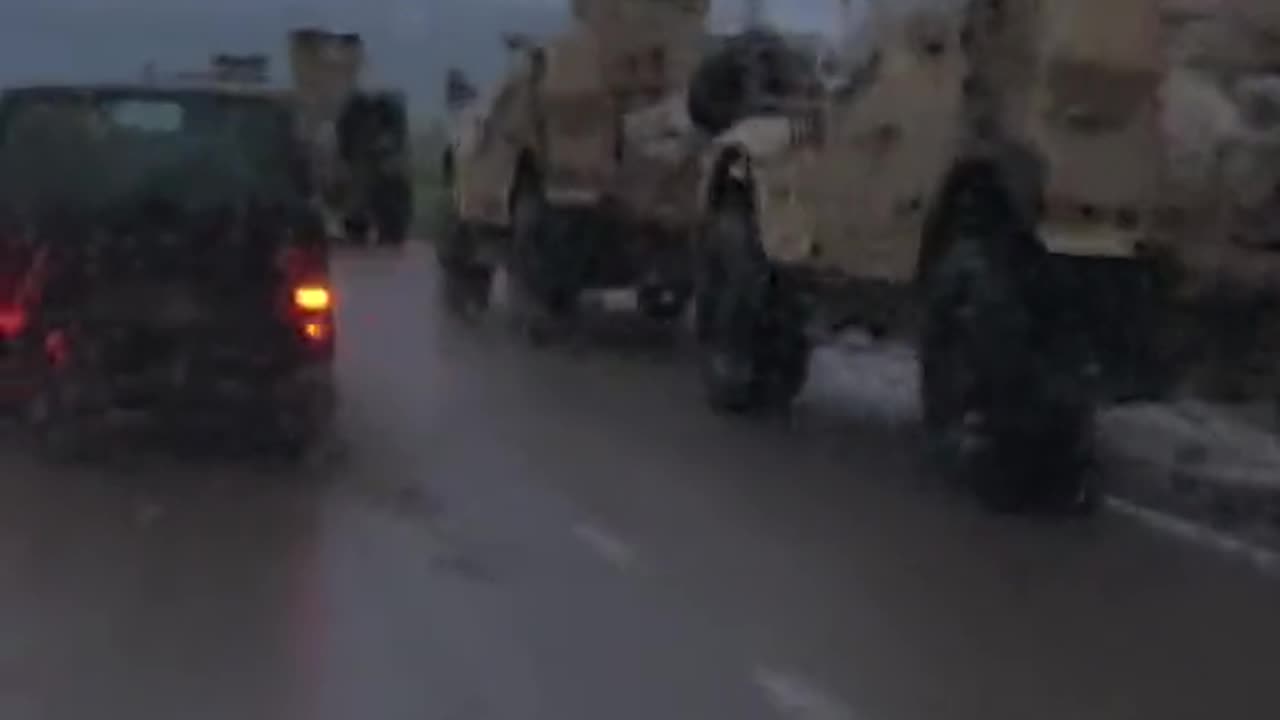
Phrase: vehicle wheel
[
  {"left": 508, "top": 178, "right": 580, "bottom": 340},
  {"left": 920, "top": 186, "right": 1096, "bottom": 514},
  {"left": 637, "top": 284, "right": 690, "bottom": 322},
  {"left": 695, "top": 189, "right": 810, "bottom": 413}
]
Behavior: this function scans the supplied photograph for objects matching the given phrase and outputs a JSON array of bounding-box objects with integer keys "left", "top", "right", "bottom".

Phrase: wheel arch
[
  {"left": 915, "top": 149, "right": 1045, "bottom": 286},
  {"left": 701, "top": 144, "right": 758, "bottom": 215},
  {"left": 505, "top": 148, "right": 542, "bottom": 221}
]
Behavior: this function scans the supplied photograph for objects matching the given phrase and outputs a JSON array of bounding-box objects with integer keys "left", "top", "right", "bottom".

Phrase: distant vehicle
[
  {"left": 0, "top": 84, "right": 336, "bottom": 459},
  {"left": 335, "top": 88, "right": 413, "bottom": 246},
  {"left": 438, "top": 0, "right": 710, "bottom": 322},
  {"left": 288, "top": 28, "right": 413, "bottom": 247}
]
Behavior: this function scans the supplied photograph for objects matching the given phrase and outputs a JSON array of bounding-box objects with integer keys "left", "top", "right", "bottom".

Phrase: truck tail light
[
  {"left": 293, "top": 285, "right": 332, "bottom": 313},
  {"left": 0, "top": 307, "right": 26, "bottom": 337},
  {"left": 291, "top": 283, "right": 334, "bottom": 351}
]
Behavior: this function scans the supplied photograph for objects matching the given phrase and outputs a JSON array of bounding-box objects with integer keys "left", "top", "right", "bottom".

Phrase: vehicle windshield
[{"left": 0, "top": 90, "right": 303, "bottom": 214}]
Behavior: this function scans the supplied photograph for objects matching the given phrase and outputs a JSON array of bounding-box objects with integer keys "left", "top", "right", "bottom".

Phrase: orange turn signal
[
  {"left": 293, "top": 285, "right": 332, "bottom": 312},
  {"left": 302, "top": 321, "right": 331, "bottom": 342}
]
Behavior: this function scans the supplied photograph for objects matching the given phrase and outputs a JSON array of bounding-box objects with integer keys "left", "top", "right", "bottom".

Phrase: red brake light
[
  {"left": 0, "top": 307, "right": 26, "bottom": 337},
  {"left": 293, "top": 285, "right": 332, "bottom": 312}
]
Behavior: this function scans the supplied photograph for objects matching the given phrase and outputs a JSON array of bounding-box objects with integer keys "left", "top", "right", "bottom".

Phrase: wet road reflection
[{"left": 0, "top": 245, "right": 1277, "bottom": 720}]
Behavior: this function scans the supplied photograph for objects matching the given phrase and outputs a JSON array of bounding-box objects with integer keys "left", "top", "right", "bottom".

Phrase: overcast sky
[
  {"left": 0, "top": 2, "right": 564, "bottom": 108},
  {"left": 0, "top": 1, "right": 892, "bottom": 115}
]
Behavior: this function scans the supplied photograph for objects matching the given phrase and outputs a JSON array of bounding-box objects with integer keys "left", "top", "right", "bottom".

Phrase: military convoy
[
  {"left": 443, "top": 0, "right": 1280, "bottom": 513},
  {"left": 0, "top": 0, "right": 1273, "bottom": 509}
]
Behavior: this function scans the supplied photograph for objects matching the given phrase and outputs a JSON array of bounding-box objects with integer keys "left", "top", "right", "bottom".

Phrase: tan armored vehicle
[
  {"left": 686, "top": 0, "right": 1278, "bottom": 511},
  {"left": 438, "top": 0, "right": 711, "bottom": 319}
]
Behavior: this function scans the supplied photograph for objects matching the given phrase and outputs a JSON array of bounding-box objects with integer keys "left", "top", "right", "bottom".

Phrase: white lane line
[
  {"left": 1104, "top": 496, "right": 1280, "bottom": 576},
  {"left": 572, "top": 522, "right": 636, "bottom": 572},
  {"left": 753, "top": 666, "right": 857, "bottom": 720}
]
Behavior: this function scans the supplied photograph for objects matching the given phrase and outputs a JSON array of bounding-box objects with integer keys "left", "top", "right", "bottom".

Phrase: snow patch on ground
[{"left": 813, "top": 338, "right": 1280, "bottom": 494}]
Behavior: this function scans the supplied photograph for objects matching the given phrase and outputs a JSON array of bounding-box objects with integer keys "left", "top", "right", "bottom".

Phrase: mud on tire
[{"left": 920, "top": 183, "right": 1097, "bottom": 514}]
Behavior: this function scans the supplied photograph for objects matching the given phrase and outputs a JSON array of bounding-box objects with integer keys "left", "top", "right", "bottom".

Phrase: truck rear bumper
[
  {"left": 100, "top": 358, "right": 334, "bottom": 414},
  {"left": 541, "top": 201, "right": 694, "bottom": 291}
]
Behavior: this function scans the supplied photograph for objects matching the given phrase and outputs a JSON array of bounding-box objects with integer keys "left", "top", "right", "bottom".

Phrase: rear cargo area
[{"left": 32, "top": 204, "right": 326, "bottom": 395}]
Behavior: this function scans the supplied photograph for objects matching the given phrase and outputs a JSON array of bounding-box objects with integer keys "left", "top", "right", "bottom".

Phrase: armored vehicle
[
  {"left": 289, "top": 28, "right": 413, "bottom": 246},
  {"left": 438, "top": 0, "right": 711, "bottom": 321},
  {"left": 335, "top": 88, "right": 413, "bottom": 245},
  {"left": 686, "top": 0, "right": 1252, "bottom": 511}
]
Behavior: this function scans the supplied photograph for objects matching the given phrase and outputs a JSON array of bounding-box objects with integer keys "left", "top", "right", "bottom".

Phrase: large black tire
[
  {"left": 507, "top": 178, "right": 581, "bottom": 339},
  {"left": 695, "top": 190, "right": 810, "bottom": 413},
  {"left": 920, "top": 184, "right": 1097, "bottom": 514},
  {"left": 637, "top": 284, "right": 690, "bottom": 323}
]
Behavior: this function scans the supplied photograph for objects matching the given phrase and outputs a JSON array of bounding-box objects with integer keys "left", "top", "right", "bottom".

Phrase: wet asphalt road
[{"left": 2, "top": 244, "right": 1280, "bottom": 720}]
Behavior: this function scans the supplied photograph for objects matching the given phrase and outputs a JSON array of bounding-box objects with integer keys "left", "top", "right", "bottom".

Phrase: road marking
[
  {"left": 572, "top": 522, "right": 635, "bottom": 571},
  {"left": 1105, "top": 496, "right": 1280, "bottom": 577},
  {"left": 753, "top": 666, "right": 856, "bottom": 720}
]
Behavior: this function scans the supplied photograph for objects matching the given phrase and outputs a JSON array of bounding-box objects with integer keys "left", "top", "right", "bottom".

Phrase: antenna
[{"left": 743, "top": 0, "right": 763, "bottom": 30}]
